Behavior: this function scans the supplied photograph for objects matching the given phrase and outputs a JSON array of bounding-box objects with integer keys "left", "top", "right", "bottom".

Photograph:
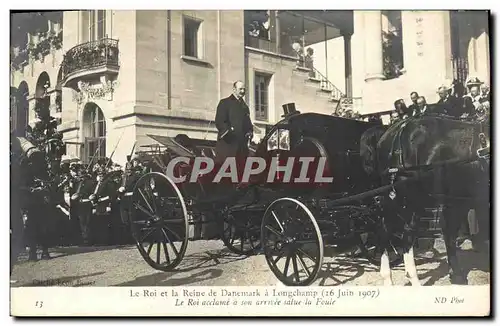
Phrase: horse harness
[{"left": 386, "top": 116, "right": 490, "bottom": 201}]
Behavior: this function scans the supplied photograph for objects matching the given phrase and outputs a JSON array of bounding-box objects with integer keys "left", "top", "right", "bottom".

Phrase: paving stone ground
[{"left": 11, "top": 239, "right": 490, "bottom": 287}]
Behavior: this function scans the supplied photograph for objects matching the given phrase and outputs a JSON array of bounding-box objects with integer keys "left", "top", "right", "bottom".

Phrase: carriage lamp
[
  {"left": 267, "top": 129, "right": 290, "bottom": 151},
  {"left": 267, "top": 131, "right": 278, "bottom": 151},
  {"left": 278, "top": 129, "right": 290, "bottom": 151}
]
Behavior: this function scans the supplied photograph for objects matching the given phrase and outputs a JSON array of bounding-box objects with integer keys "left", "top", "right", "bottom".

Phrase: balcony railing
[
  {"left": 61, "top": 38, "right": 119, "bottom": 85},
  {"left": 306, "top": 66, "right": 345, "bottom": 102}
]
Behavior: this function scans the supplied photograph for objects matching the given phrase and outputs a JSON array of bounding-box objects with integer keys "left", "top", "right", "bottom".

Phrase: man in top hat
[
  {"left": 215, "top": 80, "right": 253, "bottom": 164},
  {"left": 281, "top": 102, "right": 301, "bottom": 119},
  {"left": 462, "top": 77, "right": 484, "bottom": 118}
]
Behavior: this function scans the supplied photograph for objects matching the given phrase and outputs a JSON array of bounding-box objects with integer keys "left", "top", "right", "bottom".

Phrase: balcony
[
  {"left": 61, "top": 38, "right": 120, "bottom": 88},
  {"left": 11, "top": 47, "right": 29, "bottom": 70}
]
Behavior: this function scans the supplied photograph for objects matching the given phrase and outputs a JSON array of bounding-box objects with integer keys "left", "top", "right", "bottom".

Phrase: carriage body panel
[{"left": 254, "top": 113, "right": 381, "bottom": 195}]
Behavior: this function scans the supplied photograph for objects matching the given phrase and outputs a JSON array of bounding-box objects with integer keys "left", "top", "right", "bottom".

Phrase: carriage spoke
[
  {"left": 292, "top": 254, "right": 300, "bottom": 283},
  {"left": 297, "top": 248, "right": 315, "bottom": 262},
  {"left": 272, "top": 251, "right": 285, "bottom": 265},
  {"left": 283, "top": 255, "right": 291, "bottom": 278},
  {"left": 296, "top": 252, "right": 310, "bottom": 277},
  {"left": 156, "top": 241, "right": 161, "bottom": 264},
  {"left": 146, "top": 241, "right": 154, "bottom": 256},
  {"left": 138, "top": 188, "right": 154, "bottom": 214},
  {"left": 144, "top": 184, "right": 158, "bottom": 214},
  {"left": 162, "top": 228, "right": 180, "bottom": 257},
  {"left": 140, "top": 227, "right": 156, "bottom": 243},
  {"left": 265, "top": 225, "right": 283, "bottom": 237},
  {"left": 162, "top": 241, "right": 171, "bottom": 265},
  {"left": 271, "top": 211, "right": 284, "bottom": 232},
  {"left": 134, "top": 203, "right": 155, "bottom": 219}
]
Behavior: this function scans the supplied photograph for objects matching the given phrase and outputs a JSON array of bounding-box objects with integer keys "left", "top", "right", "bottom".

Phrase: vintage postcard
[{"left": 9, "top": 7, "right": 491, "bottom": 317}]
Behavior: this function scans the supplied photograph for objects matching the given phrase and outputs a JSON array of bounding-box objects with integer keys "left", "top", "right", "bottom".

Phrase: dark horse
[{"left": 363, "top": 114, "right": 490, "bottom": 285}]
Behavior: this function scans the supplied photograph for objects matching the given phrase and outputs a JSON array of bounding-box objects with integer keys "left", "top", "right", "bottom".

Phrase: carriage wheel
[
  {"left": 221, "top": 212, "right": 261, "bottom": 256},
  {"left": 130, "top": 172, "right": 189, "bottom": 271},
  {"left": 261, "top": 198, "right": 323, "bottom": 286}
]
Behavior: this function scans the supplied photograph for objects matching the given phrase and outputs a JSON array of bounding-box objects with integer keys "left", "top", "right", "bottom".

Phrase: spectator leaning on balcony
[
  {"left": 304, "top": 47, "right": 315, "bottom": 78},
  {"left": 214, "top": 80, "right": 253, "bottom": 165}
]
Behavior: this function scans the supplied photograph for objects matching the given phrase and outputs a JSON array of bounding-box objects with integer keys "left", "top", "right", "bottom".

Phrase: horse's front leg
[
  {"left": 403, "top": 246, "right": 420, "bottom": 286},
  {"left": 442, "top": 205, "right": 468, "bottom": 284},
  {"left": 380, "top": 249, "right": 393, "bottom": 285}
]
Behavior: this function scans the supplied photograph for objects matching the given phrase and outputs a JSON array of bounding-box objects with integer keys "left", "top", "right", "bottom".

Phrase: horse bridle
[{"left": 385, "top": 116, "right": 491, "bottom": 189}]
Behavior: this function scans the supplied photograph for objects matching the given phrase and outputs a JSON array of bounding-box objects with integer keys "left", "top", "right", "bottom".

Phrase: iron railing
[
  {"left": 61, "top": 38, "right": 119, "bottom": 81},
  {"left": 306, "top": 66, "right": 345, "bottom": 101}
]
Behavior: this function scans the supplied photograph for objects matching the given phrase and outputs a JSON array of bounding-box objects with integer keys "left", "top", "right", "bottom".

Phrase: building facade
[{"left": 10, "top": 10, "right": 490, "bottom": 166}]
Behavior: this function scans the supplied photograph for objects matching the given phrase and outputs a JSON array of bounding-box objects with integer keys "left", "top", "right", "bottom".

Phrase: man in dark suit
[
  {"left": 215, "top": 80, "right": 253, "bottom": 164},
  {"left": 408, "top": 91, "right": 419, "bottom": 116},
  {"left": 415, "top": 96, "right": 445, "bottom": 116},
  {"left": 435, "top": 85, "right": 459, "bottom": 117}
]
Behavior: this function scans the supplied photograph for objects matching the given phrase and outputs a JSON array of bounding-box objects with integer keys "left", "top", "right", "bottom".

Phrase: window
[
  {"left": 183, "top": 17, "right": 202, "bottom": 58},
  {"left": 89, "top": 10, "right": 106, "bottom": 42},
  {"left": 245, "top": 11, "right": 271, "bottom": 40},
  {"left": 83, "top": 104, "right": 106, "bottom": 163},
  {"left": 254, "top": 73, "right": 271, "bottom": 121}
]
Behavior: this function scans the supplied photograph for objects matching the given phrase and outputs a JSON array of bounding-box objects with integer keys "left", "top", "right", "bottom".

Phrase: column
[
  {"left": 363, "top": 11, "right": 384, "bottom": 82},
  {"left": 275, "top": 11, "right": 281, "bottom": 54},
  {"left": 27, "top": 95, "right": 37, "bottom": 125},
  {"left": 343, "top": 34, "right": 353, "bottom": 97}
]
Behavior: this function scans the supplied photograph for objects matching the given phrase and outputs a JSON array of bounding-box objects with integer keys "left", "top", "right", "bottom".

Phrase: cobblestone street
[{"left": 11, "top": 239, "right": 490, "bottom": 287}]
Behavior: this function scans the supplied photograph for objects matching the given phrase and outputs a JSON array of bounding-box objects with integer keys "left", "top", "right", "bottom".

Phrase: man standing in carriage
[{"left": 214, "top": 80, "right": 254, "bottom": 166}]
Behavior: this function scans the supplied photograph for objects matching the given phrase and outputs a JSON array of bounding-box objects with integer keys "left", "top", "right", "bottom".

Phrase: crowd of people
[{"left": 390, "top": 77, "right": 490, "bottom": 124}]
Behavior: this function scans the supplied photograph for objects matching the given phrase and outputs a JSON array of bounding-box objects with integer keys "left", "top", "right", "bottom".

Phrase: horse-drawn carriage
[
  {"left": 119, "top": 105, "right": 489, "bottom": 286},
  {"left": 115, "top": 111, "right": 402, "bottom": 282}
]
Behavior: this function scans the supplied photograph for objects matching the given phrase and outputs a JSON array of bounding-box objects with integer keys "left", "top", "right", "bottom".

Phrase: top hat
[
  {"left": 281, "top": 102, "right": 301, "bottom": 118},
  {"left": 466, "top": 77, "right": 483, "bottom": 88}
]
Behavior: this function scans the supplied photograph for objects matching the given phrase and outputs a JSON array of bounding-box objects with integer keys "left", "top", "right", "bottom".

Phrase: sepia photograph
[{"left": 8, "top": 6, "right": 491, "bottom": 317}]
